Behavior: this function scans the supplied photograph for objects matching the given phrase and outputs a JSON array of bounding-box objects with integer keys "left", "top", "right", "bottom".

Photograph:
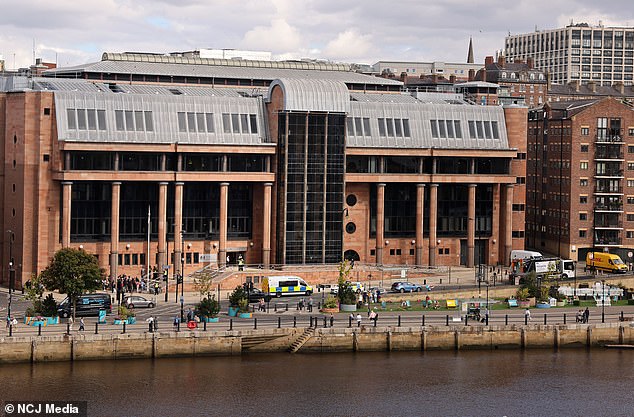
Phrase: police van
[{"left": 262, "top": 276, "right": 313, "bottom": 298}]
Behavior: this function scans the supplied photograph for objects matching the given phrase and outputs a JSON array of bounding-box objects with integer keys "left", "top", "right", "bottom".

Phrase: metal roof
[{"left": 269, "top": 79, "right": 350, "bottom": 113}]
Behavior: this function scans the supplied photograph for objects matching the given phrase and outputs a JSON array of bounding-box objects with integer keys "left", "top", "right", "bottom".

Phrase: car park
[
  {"left": 391, "top": 282, "right": 423, "bottom": 293},
  {"left": 123, "top": 295, "right": 155, "bottom": 309}
]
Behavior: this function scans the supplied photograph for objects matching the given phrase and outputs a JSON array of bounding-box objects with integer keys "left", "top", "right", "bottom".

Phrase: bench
[
  {"left": 446, "top": 299, "right": 457, "bottom": 309},
  {"left": 508, "top": 299, "right": 518, "bottom": 308}
]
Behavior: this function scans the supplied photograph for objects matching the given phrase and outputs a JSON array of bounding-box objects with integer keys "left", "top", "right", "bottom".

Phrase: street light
[
  {"left": 180, "top": 230, "right": 185, "bottom": 300},
  {"left": 6, "top": 230, "right": 14, "bottom": 321},
  {"left": 601, "top": 279, "right": 606, "bottom": 323}
]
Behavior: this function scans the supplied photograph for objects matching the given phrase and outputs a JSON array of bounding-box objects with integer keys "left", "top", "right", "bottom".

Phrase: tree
[
  {"left": 337, "top": 260, "right": 356, "bottom": 306},
  {"left": 39, "top": 248, "right": 104, "bottom": 319}
]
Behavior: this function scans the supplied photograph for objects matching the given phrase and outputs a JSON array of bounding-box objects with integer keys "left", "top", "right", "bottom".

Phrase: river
[{"left": 1, "top": 349, "right": 632, "bottom": 417}]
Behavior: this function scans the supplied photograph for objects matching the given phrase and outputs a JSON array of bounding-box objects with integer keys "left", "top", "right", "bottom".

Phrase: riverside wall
[{"left": 0, "top": 324, "right": 632, "bottom": 364}]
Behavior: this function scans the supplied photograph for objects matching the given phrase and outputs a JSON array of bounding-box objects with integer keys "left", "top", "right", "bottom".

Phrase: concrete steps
[
  {"left": 241, "top": 335, "right": 284, "bottom": 350},
  {"left": 288, "top": 327, "right": 315, "bottom": 353}
]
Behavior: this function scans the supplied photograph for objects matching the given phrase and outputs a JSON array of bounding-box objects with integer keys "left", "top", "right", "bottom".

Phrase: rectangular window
[
  {"left": 354, "top": 117, "right": 362, "bottom": 137},
  {"left": 579, "top": 213, "right": 587, "bottom": 220},
  {"left": 438, "top": 119, "right": 446, "bottom": 137},
  {"left": 134, "top": 111, "right": 144, "bottom": 131},
  {"left": 241, "top": 114, "right": 250, "bottom": 133},
  {"left": 363, "top": 118, "right": 371, "bottom": 136},
  {"left": 580, "top": 161, "right": 588, "bottom": 170},
  {"left": 403, "top": 119, "right": 411, "bottom": 137},
  {"left": 222, "top": 114, "right": 231, "bottom": 133},
  {"left": 97, "top": 110, "right": 107, "bottom": 131},
  {"left": 579, "top": 230, "right": 587, "bottom": 238},
  {"left": 386, "top": 118, "right": 395, "bottom": 136},
  {"left": 177, "top": 112, "right": 187, "bottom": 132},
  {"left": 347, "top": 118, "right": 354, "bottom": 136},
  {"left": 67, "top": 109, "right": 76, "bottom": 130},
  {"left": 87, "top": 109, "right": 97, "bottom": 130},
  {"left": 231, "top": 114, "right": 240, "bottom": 133},
  {"left": 629, "top": 128, "right": 634, "bottom": 136},
  {"left": 491, "top": 121, "right": 499, "bottom": 139},
  {"left": 484, "top": 121, "right": 493, "bottom": 139},
  {"left": 76, "top": 109, "right": 87, "bottom": 130},
  {"left": 627, "top": 214, "right": 634, "bottom": 221},
  {"left": 115, "top": 110, "right": 125, "bottom": 131},
  {"left": 144, "top": 111, "right": 153, "bottom": 132},
  {"left": 394, "top": 118, "right": 403, "bottom": 137},
  {"left": 445, "top": 120, "right": 454, "bottom": 138},
  {"left": 430, "top": 120, "right": 439, "bottom": 138},
  {"left": 628, "top": 231, "right": 634, "bottom": 239},
  {"left": 476, "top": 121, "right": 484, "bottom": 138},
  {"left": 628, "top": 196, "right": 634, "bottom": 204},
  {"left": 124, "top": 111, "right": 134, "bottom": 131},
  {"left": 628, "top": 180, "right": 634, "bottom": 187},
  {"left": 580, "top": 179, "right": 588, "bottom": 186},
  {"left": 581, "top": 127, "right": 589, "bottom": 135},
  {"left": 581, "top": 144, "right": 589, "bottom": 152},
  {"left": 378, "top": 118, "right": 386, "bottom": 136},
  {"left": 468, "top": 121, "right": 476, "bottom": 138},
  {"left": 249, "top": 114, "right": 258, "bottom": 134},
  {"left": 197, "top": 113, "right": 206, "bottom": 133},
  {"left": 454, "top": 121, "right": 461, "bottom": 138},
  {"left": 187, "top": 112, "right": 196, "bottom": 132}
]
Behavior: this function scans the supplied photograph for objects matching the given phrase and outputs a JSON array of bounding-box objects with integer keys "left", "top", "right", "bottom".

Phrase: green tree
[
  {"left": 337, "top": 260, "right": 356, "bottom": 305},
  {"left": 39, "top": 248, "right": 104, "bottom": 319}
]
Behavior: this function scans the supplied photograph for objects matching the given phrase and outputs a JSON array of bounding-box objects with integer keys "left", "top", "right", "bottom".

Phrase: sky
[{"left": 1, "top": 0, "right": 634, "bottom": 70}]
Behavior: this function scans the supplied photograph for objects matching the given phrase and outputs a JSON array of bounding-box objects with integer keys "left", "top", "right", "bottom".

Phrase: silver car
[{"left": 123, "top": 295, "right": 155, "bottom": 309}]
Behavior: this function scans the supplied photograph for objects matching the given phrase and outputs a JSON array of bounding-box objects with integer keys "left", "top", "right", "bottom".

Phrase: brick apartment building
[
  {"left": 526, "top": 97, "right": 634, "bottom": 262},
  {"left": 0, "top": 52, "right": 528, "bottom": 289}
]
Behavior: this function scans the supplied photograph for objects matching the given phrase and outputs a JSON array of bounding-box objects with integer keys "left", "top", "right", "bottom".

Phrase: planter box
[
  {"left": 556, "top": 301, "right": 566, "bottom": 307},
  {"left": 203, "top": 317, "right": 220, "bottom": 323},
  {"left": 238, "top": 312, "right": 252, "bottom": 319},
  {"left": 518, "top": 300, "right": 531, "bottom": 308},
  {"left": 536, "top": 303, "right": 551, "bottom": 309},
  {"left": 321, "top": 307, "right": 339, "bottom": 314},
  {"left": 228, "top": 306, "right": 239, "bottom": 317},
  {"left": 340, "top": 304, "right": 356, "bottom": 312},
  {"left": 113, "top": 317, "right": 136, "bottom": 325}
]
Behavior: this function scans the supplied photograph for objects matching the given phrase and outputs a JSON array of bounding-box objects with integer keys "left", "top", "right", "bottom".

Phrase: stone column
[
  {"left": 376, "top": 183, "right": 386, "bottom": 265},
  {"left": 219, "top": 182, "right": 229, "bottom": 268},
  {"left": 174, "top": 182, "right": 184, "bottom": 276},
  {"left": 415, "top": 184, "right": 425, "bottom": 265},
  {"left": 61, "top": 181, "right": 72, "bottom": 248},
  {"left": 504, "top": 184, "right": 514, "bottom": 266},
  {"left": 157, "top": 182, "right": 168, "bottom": 270},
  {"left": 262, "top": 182, "right": 273, "bottom": 267},
  {"left": 110, "top": 182, "right": 121, "bottom": 280},
  {"left": 467, "top": 184, "right": 477, "bottom": 268},
  {"left": 428, "top": 184, "right": 438, "bottom": 266}
]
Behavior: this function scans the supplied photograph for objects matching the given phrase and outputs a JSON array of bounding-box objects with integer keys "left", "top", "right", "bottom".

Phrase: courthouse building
[{"left": 0, "top": 52, "right": 527, "bottom": 288}]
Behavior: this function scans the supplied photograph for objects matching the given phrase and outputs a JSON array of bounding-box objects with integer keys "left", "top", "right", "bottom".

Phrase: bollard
[
  {"left": 67, "top": 323, "right": 70, "bottom": 335},
  {"left": 95, "top": 322, "right": 99, "bottom": 335},
  {"left": 318, "top": 302, "right": 321, "bottom": 310},
  {"left": 543, "top": 314, "right": 547, "bottom": 325},
  {"left": 274, "top": 304, "right": 278, "bottom": 312},
  {"left": 177, "top": 321, "right": 180, "bottom": 332},
  {"left": 446, "top": 315, "right": 449, "bottom": 326},
  {"left": 293, "top": 316, "right": 297, "bottom": 328},
  {"left": 122, "top": 322, "right": 126, "bottom": 334},
  {"left": 505, "top": 314, "right": 508, "bottom": 326},
  {"left": 563, "top": 313, "right": 566, "bottom": 325},
  {"left": 323, "top": 317, "right": 327, "bottom": 328},
  {"left": 9, "top": 324, "right": 12, "bottom": 337},
  {"left": 398, "top": 315, "right": 401, "bottom": 327},
  {"left": 38, "top": 323, "right": 42, "bottom": 336},
  {"left": 525, "top": 315, "right": 528, "bottom": 325},
  {"left": 485, "top": 315, "right": 488, "bottom": 326},
  {"left": 465, "top": 315, "right": 468, "bottom": 326},
  {"left": 278, "top": 317, "right": 281, "bottom": 329},
  {"left": 285, "top": 304, "right": 288, "bottom": 312},
  {"left": 310, "top": 316, "right": 313, "bottom": 327},
  {"left": 229, "top": 319, "right": 233, "bottom": 331},
  {"left": 296, "top": 302, "right": 300, "bottom": 311},
  {"left": 373, "top": 318, "right": 377, "bottom": 327},
  {"left": 621, "top": 311, "right": 624, "bottom": 321},
  {"left": 422, "top": 315, "right": 425, "bottom": 326},
  {"left": 254, "top": 318, "right": 257, "bottom": 330},
  {"left": 203, "top": 320, "right": 207, "bottom": 331},
  {"left": 349, "top": 316, "right": 352, "bottom": 328}
]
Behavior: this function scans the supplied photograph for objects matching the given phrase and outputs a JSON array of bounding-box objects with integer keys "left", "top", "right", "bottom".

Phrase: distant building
[
  {"left": 526, "top": 97, "right": 634, "bottom": 261},
  {"left": 371, "top": 60, "right": 482, "bottom": 82},
  {"left": 505, "top": 22, "right": 634, "bottom": 86},
  {"left": 548, "top": 80, "right": 634, "bottom": 103}
]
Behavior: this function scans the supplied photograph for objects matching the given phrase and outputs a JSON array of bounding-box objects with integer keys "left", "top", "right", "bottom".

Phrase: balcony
[
  {"left": 594, "top": 203, "right": 623, "bottom": 212},
  {"left": 595, "top": 134, "right": 623, "bottom": 144},
  {"left": 594, "top": 185, "right": 623, "bottom": 194},
  {"left": 594, "top": 169, "right": 624, "bottom": 178}
]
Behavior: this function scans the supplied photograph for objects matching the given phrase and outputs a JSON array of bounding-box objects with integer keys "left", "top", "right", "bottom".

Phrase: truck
[
  {"left": 585, "top": 252, "right": 628, "bottom": 274},
  {"left": 522, "top": 258, "right": 576, "bottom": 279}
]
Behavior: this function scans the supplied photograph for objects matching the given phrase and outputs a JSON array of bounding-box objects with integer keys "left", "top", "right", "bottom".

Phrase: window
[
  {"left": 579, "top": 213, "right": 587, "bottom": 220},
  {"left": 629, "top": 128, "right": 634, "bottom": 136},
  {"left": 580, "top": 196, "right": 588, "bottom": 204},
  {"left": 579, "top": 230, "right": 587, "bottom": 238},
  {"left": 581, "top": 144, "right": 589, "bottom": 152},
  {"left": 628, "top": 231, "right": 634, "bottom": 239},
  {"left": 629, "top": 162, "right": 634, "bottom": 170},
  {"left": 178, "top": 112, "right": 187, "bottom": 132},
  {"left": 580, "top": 179, "right": 588, "bottom": 186},
  {"left": 67, "top": 109, "right": 76, "bottom": 130},
  {"left": 629, "top": 145, "right": 634, "bottom": 153},
  {"left": 580, "top": 161, "right": 588, "bottom": 170},
  {"left": 628, "top": 180, "right": 634, "bottom": 187},
  {"left": 628, "top": 196, "right": 634, "bottom": 204},
  {"left": 628, "top": 214, "right": 634, "bottom": 221},
  {"left": 581, "top": 127, "right": 589, "bottom": 135}
]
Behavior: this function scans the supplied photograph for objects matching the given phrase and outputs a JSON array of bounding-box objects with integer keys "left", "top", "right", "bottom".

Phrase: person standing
[
  {"left": 356, "top": 313, "right": 362, "bottom": 327},
  {"left": 79, "top": 318, "right": 85, "bottom": 331},
  {"left": 146, "top": 316, "right": 154, "bottom": 333},
  {"left": 584, "top": 307, "right": 590, "bottom": 324},
  {"left": 329, "top": 313, "right": 334, "bottom": 328},
  {"left": 524, "top": 308, "right": 531, "bottom": 322}
]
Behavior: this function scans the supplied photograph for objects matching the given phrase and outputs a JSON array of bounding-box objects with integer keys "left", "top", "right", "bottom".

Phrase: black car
[{"left": 247, "top": 288, "right": 272, "bottom": 303}]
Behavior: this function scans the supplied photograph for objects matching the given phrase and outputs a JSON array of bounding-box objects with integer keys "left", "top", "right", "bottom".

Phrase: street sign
[{"left": 180, "top": 296, "right": 184, "bottom": 304}]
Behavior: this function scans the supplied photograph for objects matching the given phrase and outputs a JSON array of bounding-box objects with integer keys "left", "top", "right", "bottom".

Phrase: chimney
[
  {"left": 587, "top": 81, "right": 597, "bottom": 93},
  {"left": 449, "top": 75, "right": 456, "bottom": 84},
  {"left": 614, "top": 82, "right": 625, "bottom": 95},
  {"left": 485, "top": 56, "right": 494, "bottom": 66},
  {"left": 497, "top": 55, "right": 505, "bottom": 66},
  {"left": 468, "top": 69, "right": 475, "bottom": 81},
  {"left": 527, "top": 57, "right": 533, "bottom": 69},
  {"left": 400, "top": 72, "right": 408, "bottom": 82},
  {"left": 569, "top": 80, "right": 580, "bottom": 93}
]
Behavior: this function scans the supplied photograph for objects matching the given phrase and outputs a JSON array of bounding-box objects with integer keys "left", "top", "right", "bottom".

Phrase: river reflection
[{"left": 1, "top": 349, "right": 632, "bottom": 416}]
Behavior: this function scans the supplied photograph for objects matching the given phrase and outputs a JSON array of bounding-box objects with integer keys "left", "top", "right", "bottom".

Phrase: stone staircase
[
  {"left": 288, "top": 327, "right": 316, "bottom": 353},
  {"left": 241, "top": 335, "right": 286, "bottom": 351}
]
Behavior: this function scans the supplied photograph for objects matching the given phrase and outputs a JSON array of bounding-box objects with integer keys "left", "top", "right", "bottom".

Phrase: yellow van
[{"left": 586, "top": 252, "right": 628, "bottom": 274}]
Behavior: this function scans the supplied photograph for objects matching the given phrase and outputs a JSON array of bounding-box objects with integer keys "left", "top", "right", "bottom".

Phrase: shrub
[
  {"left": 323, "top": 295, "right": 339, "bottom": 309},
  {"left": 196, "top": 296, "right": 220, "bottom": 318},
  {"left": 228, "top": 285, "right": 248, "bottom": 307}
]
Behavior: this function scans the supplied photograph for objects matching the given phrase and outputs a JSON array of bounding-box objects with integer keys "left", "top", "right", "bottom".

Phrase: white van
[
  {"left": 510, "top": 250, "right": 542, "bottom": 264},
  {"left": 262, "top": 276, "right": 313, "bottom": 298}
]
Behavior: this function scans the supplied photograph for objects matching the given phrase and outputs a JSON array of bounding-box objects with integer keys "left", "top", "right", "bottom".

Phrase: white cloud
[
  {"left": 322, "top": 29, "right": 373, "bottom": 61},
  {"left": 242, "top": 18, "right": 303, "bottom": 52}
]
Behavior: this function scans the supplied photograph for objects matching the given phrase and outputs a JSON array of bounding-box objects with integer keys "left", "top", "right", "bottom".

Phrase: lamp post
[
  {"left": 601, "top": 279, "right": 606, "bottom": 323},
  {"left": 7, "top": 230, "right": 14, "bottom": 320},
  {"left": 180, "top": 230, "right": 185, "bottom": 300}
]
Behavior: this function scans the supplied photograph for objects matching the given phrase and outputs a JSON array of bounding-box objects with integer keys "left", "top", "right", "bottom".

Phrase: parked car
[
  {"left": 123, "top": 295, "right": 155, "bottom": 309},
  {"left": 57, "top": 293, "right": 112, "bottom": 318},
  {"left": 391, "top": 282, "right": 423, "bottom": 293},
  {"left": 329, "top": 285, "right": 339, "bottom": 295},
  {"left": 247, "top": 288, "right": 272, "bottom": 303}
]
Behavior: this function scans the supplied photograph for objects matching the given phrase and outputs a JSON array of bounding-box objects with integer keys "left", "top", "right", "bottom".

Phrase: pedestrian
[
  {"left": 153, "top": 316, "right": 159, "bottom": 332},
  {"left": 68, "top": 316, "right": 74, "bottom": 332},
  {"left": 79, "top": 318, "right": 85, "bottom": 331},
  {"left": 146, "top": 316, "right": 154, "bottom": 333},
  {"left": 329, "top": 313, "right": 334, "bottom": 328},
  {"left": 173, "top": 316, "right": 180, "bottom": 330},
  {"left": 524, "top": 308, "right": 531, "bottom": 322},
  {"left": 584, "top": 307, "right": 590, "bottom": 324},
  {"left": 308, "top": 298, "right": 313, "bottom": 312},
  {"left": 356, "top": 313, "right": 362, "bottom": 327},
  {"left": 349, "top": 313, "right": 355, "bottom": 326}
]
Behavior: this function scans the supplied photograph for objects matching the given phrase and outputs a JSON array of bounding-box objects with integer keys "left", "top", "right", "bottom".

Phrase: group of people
[
  {"left": 298, "top": 298, "right": 314, "bottom": 312},
  {"left": 349, "top": 310, "right": 379, "bottom": 327},
  {"left": 576, "top": 307, "right": 591, "bottom": 323}
]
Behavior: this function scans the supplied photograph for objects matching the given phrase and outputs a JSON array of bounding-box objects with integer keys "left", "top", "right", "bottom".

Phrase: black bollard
[
  {"left": 38, "top": 323, "right": 42, "bottom": 336},
  {"left": 122, "top": 322, "right": 126, "bottom": 334},
  {"left": 254, "top": 318, "right": 257, "bottom": 330},
  {"left": 310, "top": 316, "right": 313, "bottom": 327},
  {"left": 465, "top": 315, "right": 469, "bottom": 326},
  {"left": 525, "top": 315, "right": 528, "bottom": 325},
  {"left": 505, "top": 314, "right": 508, "bottom": 326},
  {"left": 543, "top": 314, "right": 547, "bottom": 325},
  {"left": 563, "top": 313, "right": 566, "bottom": 325},
  {"left": 203, "top": 320, "right": 207, "bottom": 331},
  {"left": 148, "top": 321, "right": 153, "bottom": 333},
  {"left": 278, "top": 317, "right": 281, "bottom": 329},
  {"left": 274, "top": 304, "right": 278, "bottom": 312},
  {"left": 323, "top": 317, "right": 327, "bottom": 328},
  {"left": 285, "top": 304, "right": 288, "bottom": 312},
  {"left": 95, "top": 322, "right": 99, "bottom": 335},
  {"left": 349, "top": 316, "right": 352, "bottom": 328},
  {"left": 485, "top": 315, "right": 488, "bottom": 326},
  {"left": 293, "top": 316, "right": 296, "bottom": 328},
  {"left": 66, "top": 323, "right": 70, "bottom": 335},
  {"left": 446, "top": 315, "right": 449, "bottom": 326},
  {"left": 621, "top": 311, "right": 624, "bottom": 321},
  {"left": 229, "top": 319, "right": 233, "bottom": 331},
  {"left": 422, "top": 315, "right": 425, "bottom": 326},
  {"left": 373, "top": 318, "right": 377, "bottom": 327},
  {"left": 177, "top": 321, "right": 180, "bottom": 332},
  {"left": 398, "top": 315, "right": 401, "bottom": 327},
  {"left": 9, "top": 324, "right": 12, "bottom": 337}
]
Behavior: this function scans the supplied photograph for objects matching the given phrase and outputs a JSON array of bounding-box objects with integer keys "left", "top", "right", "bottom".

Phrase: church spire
[{"left": 467, "top": 37, "right": 474, "bottom": 63}]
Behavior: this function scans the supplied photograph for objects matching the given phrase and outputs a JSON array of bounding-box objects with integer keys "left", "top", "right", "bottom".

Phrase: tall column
[
  {"left": 174, "top": 182, "right": 184, "bottom": 276},
  {"left": 428, "top": 184, "right": 438, "bottom": 266},
  {"left": 110, "top": 182, "right": 121, "bottom": 280},
  {"left": 467, "top": 184, "right": 477, "bottom": 268},
  {"left": 504, "top": 184, "right": 514, "bottom": 266},
  {"left": 219, "top": 182, "right": 229, "bottom": 268},
  {"left": 262, "top": 182, "right": 273, "bottom": 267},
  {"left": 375, "top": 183, "right": 386, "bottom": 265},
  {"left": 61, "top": 181, "right": 72, "bottom": 248},
  {"left": 415, "top": 184, "right": 425, "bottom": 265},
  {"left": 157, "top": 182, "right": 168, "bottom": 270}
]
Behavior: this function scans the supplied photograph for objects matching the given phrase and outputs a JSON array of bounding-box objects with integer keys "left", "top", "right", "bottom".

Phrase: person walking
[
  {"left": 583, "top": 307, "right": 590, "bottom": 324},
  {"left": 356, "top": 313, "right": 362, "bottom": 327},
  {"left": 147, "top": 316, "right": 154, "bottom": 333},
  {"left": 329, "top": 313, "right": 334, "bottom": 328},
  {"left": 79, "top": 318, "right": 85, "bottom": 332},
  {"left": 524, "top": 308, "right": 531, "bottom": 322}
]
